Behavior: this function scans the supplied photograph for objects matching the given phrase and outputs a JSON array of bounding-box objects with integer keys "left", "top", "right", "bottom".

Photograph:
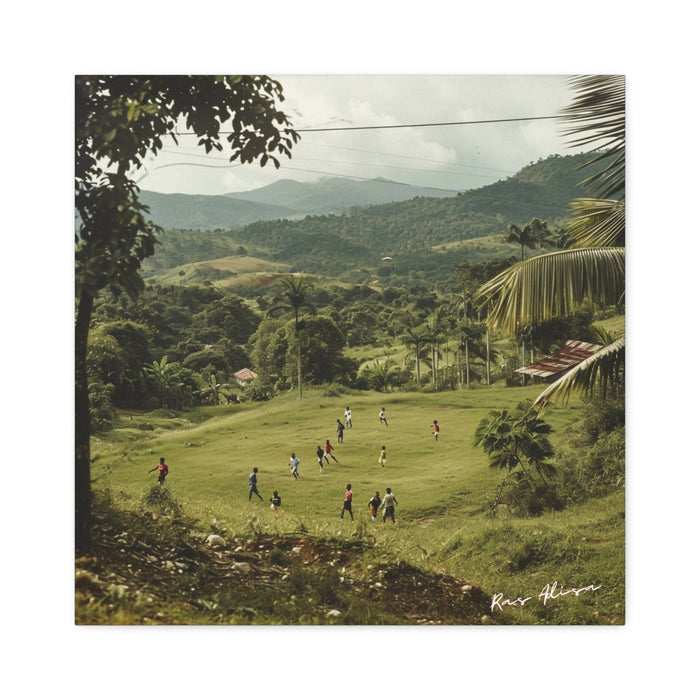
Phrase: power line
[
  {"left": 158, "top": 147, "right": 504, "bottom": 181},
  {"left": 174, "top": 114, "right": 558, "bottom": 137},
  {"left": 136, "top": 160, "right": 463, "bottom": 193},
  {"left": 294, "top": 115, "right": 558, "bottom": 133}
]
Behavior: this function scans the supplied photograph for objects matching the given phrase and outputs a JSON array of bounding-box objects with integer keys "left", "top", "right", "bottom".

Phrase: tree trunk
[
  {"left": 75, "top": 289, "right": 94, "bottom": 553},
  {"left": 465, "top": 338, "right": 470, "bottom": 389},
  {"left": 485, "top": 326, "right": 491, "bottom": 385},
  {"left": 297, "top": 343, "right": 303, "bottom": 399}
]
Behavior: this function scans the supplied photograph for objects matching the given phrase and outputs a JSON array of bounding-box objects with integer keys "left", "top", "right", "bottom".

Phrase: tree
[
  {"left": 267, "top": 275, "right": 315, "bottom": 399},
  {"left": 144, "top": 355, "right": 171, "bottom": 408},
  {"left": 474, "top": 400, "right": 556, "bottom": 514},
  {"left": 360, "top": 358, "right": 404, "bottom": 392},
  {"left": 424, "top": 312, "right": 447, "bottom": 389},
  {"left": 75, "top": 75, "right": 298, "bottom": 551},
  {"left": 507, "top": 218, "right": 552, "bottom": 261},
  {"left": 476, "top": 75, "right": 625, "bottom": 406},
  {"left": 401, "top": 324, "right": 428, "bottom": 385}
]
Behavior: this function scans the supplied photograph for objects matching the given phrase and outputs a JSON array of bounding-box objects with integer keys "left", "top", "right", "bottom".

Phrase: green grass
[{"left": 90, "top": 385, "right": 624, "bottom": 624}]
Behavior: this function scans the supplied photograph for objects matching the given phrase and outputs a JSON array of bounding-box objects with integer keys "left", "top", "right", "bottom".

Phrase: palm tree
[
  {"left": 477, "top": 75, "right": 625, "bottom": 406},
  {"left": 401, "top": 325, "right": 427, "bottom": 385},
  {"left": 425, "top": 312, "right": 447, "bottom": 389},
  {"left": 267, "top": 275, "right": 315, "bottom": 399},
  {"left": 507, "top": 218, "right": 552, "bottom": 261}
]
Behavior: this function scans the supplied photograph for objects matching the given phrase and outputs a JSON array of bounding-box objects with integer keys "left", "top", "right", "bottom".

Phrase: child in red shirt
[
  {"left": 324, "top": 440, "right": 339, "bottom": 463},
  {"left": 149, "top": 457, "right": 169, "bottom": 485}
]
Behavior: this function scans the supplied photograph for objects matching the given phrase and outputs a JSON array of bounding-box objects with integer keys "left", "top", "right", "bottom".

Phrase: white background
[{"left": 3, "top": 1, "right": 697, "bottom": 697}]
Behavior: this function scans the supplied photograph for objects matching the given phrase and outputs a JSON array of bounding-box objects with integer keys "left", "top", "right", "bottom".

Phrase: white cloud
[{"left": 138, "top": 75, "right": 579, "bottom": 196}]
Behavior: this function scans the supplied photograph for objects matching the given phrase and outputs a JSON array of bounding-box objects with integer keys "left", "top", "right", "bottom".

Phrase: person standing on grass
[
  {"left": 382, "top": 487, "right": 398, "bottom": 524},
  {"left": 325, "top": 439, "right": 339, "bottom": 463},
  {"left": 344, "top": 406, "right": 352, "bottom": 428},
  {"left": 379, "top": 407, "right": 389, "bottom": 426},
  {"left": 378, "top": 446, "right": 387, "bottom": 468},
  {"left": 432, "top": 420, "right": 440, "bottom": 441},
  {"left": 290, "top": 452, "right": 300, "bottom": 480},
  {"left": 149, "top": 457, "right": 169, "bottom": 485},
  {"left": 368, "top": 491, "right": 381, "bottom": 520},
  {"left": 248, "top": 467, "right": 263, "bottom": 501},
  {"left": 316, "top": 445, "right": 325, "bottom": 471},
  {"left": 341, "top": 483, "right": 354, "bottom": 521},
  {"left": 270, "top": 491, "right": 282, "bottom": 512},
  {"left": 336, "top": 419, "right": 345, "bottom": 444}
]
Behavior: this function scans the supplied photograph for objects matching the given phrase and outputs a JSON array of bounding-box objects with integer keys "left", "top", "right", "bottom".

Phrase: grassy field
[{"left": 90, "top": 384, "right": 624, "bottom": 625}]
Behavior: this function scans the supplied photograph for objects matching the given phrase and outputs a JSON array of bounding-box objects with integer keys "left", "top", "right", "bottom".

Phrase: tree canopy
[{"left": 75, "top": 75, "right": 299, "bottom": 551}]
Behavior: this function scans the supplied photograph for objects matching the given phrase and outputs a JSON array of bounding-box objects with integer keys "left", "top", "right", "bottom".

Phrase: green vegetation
[
  {"left": 81, "top": 385, "right": 624, "bottom": 625},
  {"left": 75, "top": 78, "right": 625, "bottom": 627}
]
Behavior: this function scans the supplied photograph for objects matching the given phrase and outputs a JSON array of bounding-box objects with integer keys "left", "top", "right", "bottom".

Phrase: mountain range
[
  {"left": 141, "top": 177, "right": 461, "bottom": 230},
  {"left": 141, "top": 152, "right": 601, "bottom": 283}
]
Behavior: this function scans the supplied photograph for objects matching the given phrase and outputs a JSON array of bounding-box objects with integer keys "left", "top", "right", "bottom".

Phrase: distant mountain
[
  {"left": 140, "top": 176, "right": 459, "bottom": 230},
  {"left": 139, "top": 191, "right": 299, "bottom": 230},
  {"left": 143, "top": 152, "right": 604, "bottom": 283},
  {"left": 225, "top": 177, "right": 458, "bottom": 214}
]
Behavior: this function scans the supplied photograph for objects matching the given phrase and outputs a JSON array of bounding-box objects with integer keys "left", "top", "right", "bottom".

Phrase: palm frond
[
  {"left": 476, "top": 248, "right": 625, "bottom": 334},
  {"left": 567, "top": 198, "right": 625, "bottom": 248},
  {"left": 534, "top": 338, "right": 625, "bottom": 406},
  {"left": 559, "top": 75, "right": 625, "bottom": 200}
]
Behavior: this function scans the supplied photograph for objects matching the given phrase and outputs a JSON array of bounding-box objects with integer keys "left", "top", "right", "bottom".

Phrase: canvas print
[{"left": 75, "top": 74, "right": 625, "bottom": 626}]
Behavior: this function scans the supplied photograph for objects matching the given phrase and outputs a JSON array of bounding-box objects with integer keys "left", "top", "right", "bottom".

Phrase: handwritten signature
[{"left": 490, "top": 581, "right": 602, "bottom": 612}]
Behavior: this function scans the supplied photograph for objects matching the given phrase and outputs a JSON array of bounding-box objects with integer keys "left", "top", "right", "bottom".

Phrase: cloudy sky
[{"left": 135, "top": 74, "right": 580, "bottom": 197}]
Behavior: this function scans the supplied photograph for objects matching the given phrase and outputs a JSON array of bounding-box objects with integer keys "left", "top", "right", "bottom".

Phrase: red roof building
[
  {"left": 233, "top": 368, "right": 257, "bottom": 385},
  {"left": 516, "top": 340, "right": 604, "bottom": 379}
]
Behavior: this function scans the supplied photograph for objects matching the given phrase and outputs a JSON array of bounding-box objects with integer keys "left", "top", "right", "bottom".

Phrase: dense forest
[
  {"left": 141, "top": 153, "right": 593, "bottom": 279},
  {"left": 87, "top": 152, "right": 621, "bottom": 431}
]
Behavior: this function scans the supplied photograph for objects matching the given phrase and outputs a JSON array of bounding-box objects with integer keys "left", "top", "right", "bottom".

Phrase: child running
[
  {"left": 378, "top": 446, "right": 387, "bottom": 468},
  {"left": 344, "top": 406, "right": 352, "bottom": 428},
  {"left": 341, "top": 483, "right": 354, "bottom": 521},
  {"left": 316, "top": 445, "right": 325, "bottom": 472},
  {"left": 368, "top": 491, "right": 381, "bottom": 521},
  {"left": 324, "top": 439, "right": 339, "bottom": 463},
  {"left": 290, "top": 452, "right": 300, "bottom": 480},
  {"left": 381, "top": 487, "right": 398, "bottom": 524},
  {"left": 270, "top": 491, "right": 282, "bottom": 511},
  {"left": 379, "top": 407, "right": 389, "bottom": 426},
  {"left": 248, "top": 467, "right": 263, "bottom": 502},
  {"left": 148, "top": 457, "right": 169, "bottom": 485},
  {"left": 432, "top": 420, "right": 440, "bottom": 441}
]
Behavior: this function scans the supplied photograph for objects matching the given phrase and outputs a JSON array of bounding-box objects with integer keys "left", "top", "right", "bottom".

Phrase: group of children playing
[
  {"left": 341, "top": 484, "right": 397, "bottom": 523},
  {"left": 150, "top": 406, "right": 441, "bottom": 526}
]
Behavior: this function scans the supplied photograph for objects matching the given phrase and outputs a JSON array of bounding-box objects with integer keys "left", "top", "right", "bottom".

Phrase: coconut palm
[
  {"left": 267, "top": 275, "right": 315, "bottom": 399},
  {"left": 507, "top": 218, "right": 552, "bottom": 261},
  {"left": 401, "top": 325, "right": 428, "bottom": 385},
  {"left": 476, "top": 74, "right": 625, "bottom": 406}
]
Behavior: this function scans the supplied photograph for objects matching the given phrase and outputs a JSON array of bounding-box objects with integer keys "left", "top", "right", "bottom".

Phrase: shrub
[
  {"left": 88, "top": 380, "right": 116, "bottom": 433},
  {"left": 557, "top": 427, "right": 625, "bottom": 503}
]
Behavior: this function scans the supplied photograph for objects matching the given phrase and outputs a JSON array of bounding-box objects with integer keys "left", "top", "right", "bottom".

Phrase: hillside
[
  {"left": 81, "top": 386, "right": 625, "bottom": 626},
  {"left": 140, "top": 152, "right": 594, "bottom": 235},
  {"left": 140, "top": 191, "right": 300, "bottom": 230},
  {"left": 142, "top": 152, "right": 596, "bottom": 285},
  {"left": 225, "top": 176, "right": 458, "bottom": 213}
]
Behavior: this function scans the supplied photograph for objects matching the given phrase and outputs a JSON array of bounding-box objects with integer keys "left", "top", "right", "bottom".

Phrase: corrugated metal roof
[
  {"left": 516, "top": 340, "right": 604, "bottom": 378},
  {"left": 233, "top": 368, "right": 257, "bottom": 381}
]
